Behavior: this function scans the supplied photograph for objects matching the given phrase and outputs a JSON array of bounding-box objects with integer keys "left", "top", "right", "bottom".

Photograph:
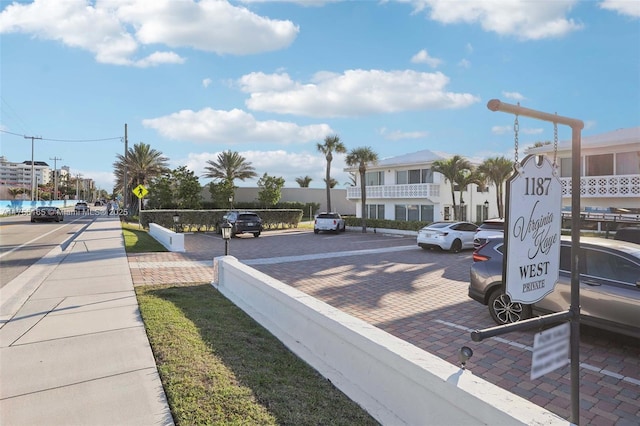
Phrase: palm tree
[
  {"left": 323, "top": 177, "right": 339, "bottom": 188},
  {"left": 317, "top": 135, "right": 346, "bottom": 213},
  {"left": 202, "top": 150, "right": 258, "bottom": 204},
  {"left": 453, "top": 168, "right": 481, "bottom": 221},
  {"left": 478, "top": 156, "right": 514, "bottom": 218},
  {"left": 432, "top": 155, "right": 472, "bottom": 220},
  {"left": 113, "top": 142, "right": 169, "bottom": 213},
  {"left": 345, "top": 146, "right": 378, "bottom": 233},
  {"left": 295, "top": 176, "right": 313, "bottom": 187}
]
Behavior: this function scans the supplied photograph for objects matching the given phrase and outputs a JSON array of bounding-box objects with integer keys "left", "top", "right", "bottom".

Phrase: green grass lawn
[
  {"left": 122, "top": 222, "right": 378, "bottom": 425},
  {"left": 121, "top": 221, "right": 168, "bottom": 253}
]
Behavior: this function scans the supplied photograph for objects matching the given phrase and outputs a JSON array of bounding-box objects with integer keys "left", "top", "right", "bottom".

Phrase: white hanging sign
[{"left": 505, "top": 155, "right": 562, "bottom": 304}]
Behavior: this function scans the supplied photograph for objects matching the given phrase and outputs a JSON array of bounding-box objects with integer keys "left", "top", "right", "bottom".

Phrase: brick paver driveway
[{"left": 128, "top": 228, "right": 640, "bottom": 425}]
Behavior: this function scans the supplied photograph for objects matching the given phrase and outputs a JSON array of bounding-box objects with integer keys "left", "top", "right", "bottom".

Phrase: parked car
[
  {"left": 74, "top": 202, "right": 90, "bottom": 213},
  {"left": 31, "top": 206, "right": 64, "bottom": 223},
  {"left": 614, "top": 226, "right": 640, "bottom": 245},
  {"left": 218, "top": 211, "right": 263, "bottom": 237},
  {"left": 417, "top": 221, "right": 478, "bottom": 253},
  {"left": 314, "top": 212, "right": 346, "bottom": 234},
  {"left": 473, "top": 218, "right": 504, "bottom": 249},
  {"left": 468, "top": 235, "right": 640, "bottom": 339}
]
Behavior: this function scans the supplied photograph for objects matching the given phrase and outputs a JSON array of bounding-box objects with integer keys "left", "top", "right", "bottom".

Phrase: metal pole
[
  {"left": 24, "top": 135, "right": 42, "bottom": 201},
  {"left": 124, "top": 124, "right": 128, "bottom": 212},
  {"left": 486, "top": 99, "right": 584, "bottom": 424},
  {"left": 50, "top": 157, "right": 62, "bottom": 200},
  {"left": 225, "top": 239, "right": 229, "bottom": 256}
]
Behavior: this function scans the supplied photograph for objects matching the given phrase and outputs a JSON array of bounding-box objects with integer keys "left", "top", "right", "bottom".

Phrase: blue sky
[{"left": 1, "top": 0, "right": 639, "bottom": 192}]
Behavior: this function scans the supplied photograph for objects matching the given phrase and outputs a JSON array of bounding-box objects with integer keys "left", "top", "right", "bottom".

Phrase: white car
[
  {"left": 314, "top": 212, "right": 346, "bottom": 234},
  {"left": 417, "top": 221, "right": 479, "bottom": 253}
]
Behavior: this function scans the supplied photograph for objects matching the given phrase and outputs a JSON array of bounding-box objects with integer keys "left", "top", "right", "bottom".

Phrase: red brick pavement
[{"left": 127, "top": 230, "right": 640, "bottom": 425}]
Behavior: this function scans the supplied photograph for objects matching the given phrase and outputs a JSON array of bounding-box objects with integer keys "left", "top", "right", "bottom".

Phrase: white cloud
[
  {"left": 142, "top": 108, "right": 334, "bottom": 144},
  {"left": 399, "top": 0, "right": 584, "bottom": 40},
  {"left": 491, "top": 125, "right": 512, "bottom": 135},
  {"left": 0, "top": 0, "right": 299, "bottom": 66},
  {"left": 202, "top": 78, "right": 212, "bottom": 88},
  {"left": 600, "top": 0, "right": 640, "bottom": 18},
  {"left": 410, "top": 49, "right": 443, "bottom": 68},
  {"left": 502, "top": 91, "right": 525, "bottom": 101},
  {"left": 458, "top": 59, "right": 471, "bottom": 68},
  {"left": 180, "top": 150, "right": 349, "bottom": 188},
  {"left": 240, "top": 69, "right": 480, "bottom": 117},
  {"left": 379, "top": 128, "right": 429, "bottom": 140}
]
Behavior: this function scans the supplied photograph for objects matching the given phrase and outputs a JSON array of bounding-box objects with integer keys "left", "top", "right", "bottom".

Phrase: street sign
[
  {"left": 505, "top": 154, "right": 562, "bottom": 304},
  {"left": 133, "top": 184, "right": 148, "bottom": 199},
  {"left": 531, "top": 322, "right": 570, "bottom": 380}
]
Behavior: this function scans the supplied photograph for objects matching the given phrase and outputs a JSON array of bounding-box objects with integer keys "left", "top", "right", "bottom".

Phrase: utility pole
[
  {"left": 124, "top": 123, "right": 128, "bottom": 212},
  {"left": 50, "top": 156, "right": 62, "bottom": 200},
  {"left": 24, "top": 135, "right": 42, "bottom": 201},
  {"left": 76, "top": 173, "right": 83, "bottom": 200}
]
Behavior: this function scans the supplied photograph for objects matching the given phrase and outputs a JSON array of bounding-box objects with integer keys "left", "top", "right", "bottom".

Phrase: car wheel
[
  {"left": 253, "top": 232, "right": 260, "bottom": 237},
  {"left": 450, "top": 239, "right": 462, "bottom": 253},
  {"left": 488, "top": 289, "right": 532, "bottom": 325}
]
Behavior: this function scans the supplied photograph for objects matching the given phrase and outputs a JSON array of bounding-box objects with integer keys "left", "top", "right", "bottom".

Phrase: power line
[{"left": 0, "top": 129, "right": 121, "bottom": 143}]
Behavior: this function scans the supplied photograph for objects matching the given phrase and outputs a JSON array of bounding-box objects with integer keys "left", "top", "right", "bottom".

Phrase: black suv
[{"left": 219, "top": 211, "right": 263, "bottom": 237}]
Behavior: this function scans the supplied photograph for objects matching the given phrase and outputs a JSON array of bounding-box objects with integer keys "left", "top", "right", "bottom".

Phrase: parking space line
[{"left": 244, "top": 245, "right": 417, "bottom": 265}]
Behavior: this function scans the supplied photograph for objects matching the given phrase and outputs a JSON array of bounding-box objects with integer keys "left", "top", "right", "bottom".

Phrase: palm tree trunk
[
  {"left": 450, "top": 188, "right": 457, "bottom": 220},
  {"left": 325, "top": 161, "right": 332, "bottom": 212},
  {"left": 359, "top": 171, "right": 367, "bottom": 232}
]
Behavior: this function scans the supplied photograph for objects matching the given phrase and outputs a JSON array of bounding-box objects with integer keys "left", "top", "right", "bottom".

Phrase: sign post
[{"left": 471, "top": 99, "right": 584, "bottom": 425}]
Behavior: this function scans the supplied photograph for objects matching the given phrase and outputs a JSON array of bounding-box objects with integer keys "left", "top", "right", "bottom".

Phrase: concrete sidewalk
[{"left": 0, "top": 216, "right": 173, "bottom": 426}]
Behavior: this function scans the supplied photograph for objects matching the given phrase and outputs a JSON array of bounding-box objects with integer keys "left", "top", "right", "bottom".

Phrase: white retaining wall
[
  {"left": 212, "top": 256, "right": 569, "bottom": 426},
  {"left": 149, "top": 223, "right": 185, "bottom": 252}
]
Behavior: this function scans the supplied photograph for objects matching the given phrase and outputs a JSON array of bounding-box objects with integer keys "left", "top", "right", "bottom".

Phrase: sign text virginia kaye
[{"left": 505, "top": 155, "right": 562, "bottom": 304}]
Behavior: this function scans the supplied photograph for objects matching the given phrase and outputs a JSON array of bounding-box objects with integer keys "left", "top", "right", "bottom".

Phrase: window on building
[
  {"left": 616, "top": 151, "right": 640, "bottom": 175},
  {"left": 420, "top": 205, "right": 434, "bottom": 222},
  {"left": 366, "top": 204, "right": 385, "bottom": 219},
  {"left": 585, "top": 153, "right": 613, "bottom": 176},
  {"left": 560, "top": 157, "right": 572, "bottom": 178},
  {"left": 396, "top": 170, "right": 407, "bottom": 185},
  {"left": 366, "top": 171, "right": 384, "bottom": 186},
  {"left": 408, "top": 170, "right": 421, "bottom": 184},
  {"left": 395, "top": 204, "right": 434, "bottom": 221}
]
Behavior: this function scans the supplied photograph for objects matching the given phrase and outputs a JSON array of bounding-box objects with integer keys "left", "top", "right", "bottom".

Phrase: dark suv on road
[{"left": 218, "top": 211, "right": 263, "bottom": 237}]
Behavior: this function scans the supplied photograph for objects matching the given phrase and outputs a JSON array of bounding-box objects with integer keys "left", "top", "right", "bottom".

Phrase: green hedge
[
  {"left": 344, "top": 217, "right": 428, "bottom": 231},
  {"left": 139, "top": 209, "right": 304, "bottom": 232}
]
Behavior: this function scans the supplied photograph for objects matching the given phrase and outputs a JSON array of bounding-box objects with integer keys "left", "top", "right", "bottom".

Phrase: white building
[
  {"left": 0, "top": 156, "right": 51, "bottom": 197},
  {"left": 526, "top": 126, "right": 639, "bottom": 212},
  {"left": 344, "top": 150, "right": 496, "bottom": 223},
  {"left": 344, "top": 126, "right": 639, "bottom": 223}
]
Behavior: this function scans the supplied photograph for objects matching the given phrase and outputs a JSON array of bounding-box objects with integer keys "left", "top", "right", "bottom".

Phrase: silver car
[
  {"left": 417, "top": 221, "right": 478, "bottom": 253},
  {"left": 468, "top": 236, "right": 640, "bottom": 339}
]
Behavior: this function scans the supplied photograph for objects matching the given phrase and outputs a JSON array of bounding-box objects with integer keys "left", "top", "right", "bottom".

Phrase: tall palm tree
[
  {"left": 202, "top": 150, "right": 258, "bottom": 203},
  {"left": 345, "top": 146, "right": 378, "bottom": 233},
  {"left": 317, "top": 135, "right": 346, "bottom": 213},
  {"left": 432, "top": 155, "right": 472, "bottom": 220},
  {"left": 478, "top": 156, "right": 514, "bottom": 218},
  {"left": 323, "top": 177, "right": 338, "bottom": 188},
  {"left": 113, "top": 142, "right": 169, "bottom": 213},
  {"left": 295, "top": 176, "right": 313, "bottom": 187}
]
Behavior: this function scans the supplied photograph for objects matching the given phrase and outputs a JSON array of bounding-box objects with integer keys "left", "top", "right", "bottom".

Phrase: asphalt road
[{"left": 0, "top": 211, "right": 99, "bottom": 287}]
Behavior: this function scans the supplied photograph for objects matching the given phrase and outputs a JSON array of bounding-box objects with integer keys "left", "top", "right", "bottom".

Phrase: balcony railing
[
  {"left": 347, "top": 183, "right": 440, "bottom": 200},
  {"left": 560, "top": 174, "right": 640, "bottom": 198}
]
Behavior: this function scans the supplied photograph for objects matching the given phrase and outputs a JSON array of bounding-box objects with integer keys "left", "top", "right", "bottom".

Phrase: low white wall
[
  {"left": 212, "top": 256, "right": 568, "bottom": 426},
  {"left": 149, "top": 223, "right": 185, "bottom": 252}
]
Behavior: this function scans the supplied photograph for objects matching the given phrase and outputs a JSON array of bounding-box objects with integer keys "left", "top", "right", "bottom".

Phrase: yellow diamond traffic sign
[{"left": 133, "top": 184, "right": 148, "bottom": 199}]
